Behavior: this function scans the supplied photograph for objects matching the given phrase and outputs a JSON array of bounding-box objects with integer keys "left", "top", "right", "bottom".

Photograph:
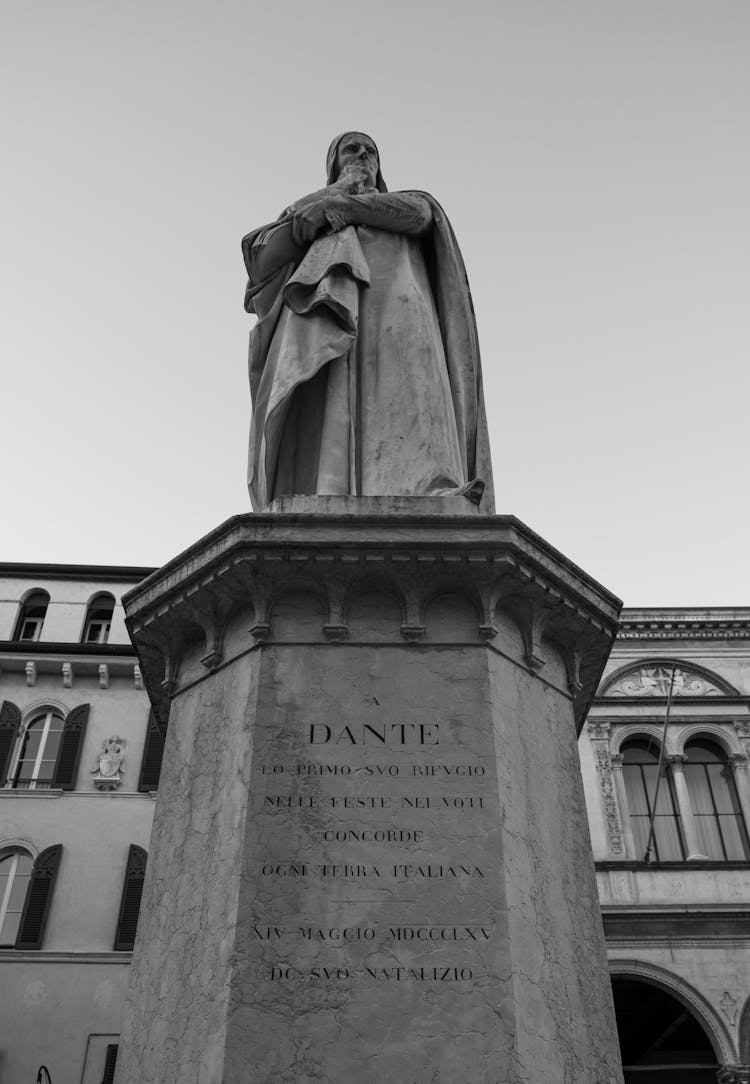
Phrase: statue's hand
[
  {"left": 331, "top": 163, "right": 374, "bottom": 194},
  {"left": 291, "top": 201, "right": 328, "bottom": 246}
]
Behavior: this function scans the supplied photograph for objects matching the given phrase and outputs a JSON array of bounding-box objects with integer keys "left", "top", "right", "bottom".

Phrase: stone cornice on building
[
  {"left": 0, "top": 641, "right": 136, "bottom": 657},
  {"left": 618, "top": 608, "right": 750, "bottom": 641},
  {"left": 0, "top": 646, "right": 143, "bottom": 689},
  {"left": 596, "top": 860, "right": 750, "bottom": 871},
  {"left": 602, "top": 908, "right": 750, "bottom": 939},
  {"left": 0, "top": 562, "right": 155, "bottom": 581}
]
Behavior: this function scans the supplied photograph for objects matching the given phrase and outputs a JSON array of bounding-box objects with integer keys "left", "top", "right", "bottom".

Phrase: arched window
[
  {"left": 683, "top": 739, "right": 750, "bottom": 861},
  {"left": 11, "top": 710, "right": 65, "bottom": 789},
  {"left": 13, "top": 590, "right": 50, "bottom": 642},
  {"left": 0, "top": 844, "right": 63, "bottom": 949},
  {"left": 0, "top": 849, "right": 34, "bottom": 945},
  {"left": 622, "top": 739, "right": 685, "bottom": 861},
  {"left": 82, "top": 593, "right": 115, "bottom": 645},
  {"left": 3, "top": 704, "right": 90, "bottom": 791}
]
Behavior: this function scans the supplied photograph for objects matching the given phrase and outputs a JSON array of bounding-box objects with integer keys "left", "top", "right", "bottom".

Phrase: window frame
[
  {"left": 3, "top": 703, "right": 90, "bottom": 792},
  {"left": 683, "top": 737, "right": 750, "bottom": 861},
  {"left": 81, "top": 593, "right": 116, "bottom": 646},
  {"left": 621, "top": 738, "right": 686, "bottom": 862},
  {"left": 12, "top": 590, "right": 50, "bottom": 643},
  {"left": 0, "top": 848, "right": 34, "bottom": 946},
  {"left": 7, "top": 709, "right": 65, "bottom": 791}
]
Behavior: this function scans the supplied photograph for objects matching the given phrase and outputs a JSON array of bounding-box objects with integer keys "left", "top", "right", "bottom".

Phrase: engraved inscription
[{"left": 245, "top": 702, "right": 501, "bottom": 1006}]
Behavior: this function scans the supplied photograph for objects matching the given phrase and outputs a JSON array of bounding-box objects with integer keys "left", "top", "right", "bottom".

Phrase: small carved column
[
  {"left": 727, "top": 753, "right": 750, "bottom": 838},
  {"left": 717, "top": 1066, "right": 750, "bottom": 1083},
  {"left": 587, "top": 722, "right": 626, "bottom": 857},
  {"left": 667, "top": 754, "right": 705, "bottom": 860},
  {"left": 609, "top": 754, "right": 637, "bottom": 859}
]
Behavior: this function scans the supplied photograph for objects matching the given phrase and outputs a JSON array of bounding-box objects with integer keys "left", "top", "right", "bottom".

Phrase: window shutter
[
  {"left": 52, "top": 703, "right": 90, "bottom": 790},
  {"left": 114, "top": 845, "right": 147, "bottom": 951},
  {"left": 101, "top": 1043, "right": 119, "bottom": 1084},
  {"left": 0, "top": 700, "right": 22, "bottom": 784},
  {"left": 138, "top": 709, "right": 167, "bottom": 792},
  {"left": 15, "top": 844, "right": 63, "bottom": 950}
]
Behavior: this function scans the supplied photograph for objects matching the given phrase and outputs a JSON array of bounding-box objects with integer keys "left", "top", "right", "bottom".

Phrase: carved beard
[{"left": 339, "top": 162, "right": 378, "bottom": 195}]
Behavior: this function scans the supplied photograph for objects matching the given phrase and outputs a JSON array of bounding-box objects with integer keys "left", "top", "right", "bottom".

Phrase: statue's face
[{"left": 336, "top": 133, "right": 379, "bottom": 188}]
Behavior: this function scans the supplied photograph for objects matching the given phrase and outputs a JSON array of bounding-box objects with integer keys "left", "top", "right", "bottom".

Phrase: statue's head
[{"left": 326, "top": 132, "right": 388, "bottom": 192}]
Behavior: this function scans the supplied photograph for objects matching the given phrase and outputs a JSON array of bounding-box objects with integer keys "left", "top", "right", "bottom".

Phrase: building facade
[
  {"left": 582, "top": 608, "right": 750, "bottom": 1082},
  {"left": 0, "top": 565, "right": 157, "bottom": 1084},
  {"left": 1, "top": 565, "right": 749, "bottom": 1082}
]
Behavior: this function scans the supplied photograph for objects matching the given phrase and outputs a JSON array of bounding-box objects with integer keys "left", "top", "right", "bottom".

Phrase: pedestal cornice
[{"left": 123, "top": 511, "right": 621, "bottom": 732}]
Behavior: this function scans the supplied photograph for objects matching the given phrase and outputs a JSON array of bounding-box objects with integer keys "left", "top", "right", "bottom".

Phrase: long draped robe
[{"left": 242, "top": 191, "right": 494, "bottom": 512}]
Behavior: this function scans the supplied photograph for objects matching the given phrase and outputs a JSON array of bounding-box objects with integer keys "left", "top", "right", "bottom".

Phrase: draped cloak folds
[{"left": 242, "top": 192, "right": 495, "bottom": 512}]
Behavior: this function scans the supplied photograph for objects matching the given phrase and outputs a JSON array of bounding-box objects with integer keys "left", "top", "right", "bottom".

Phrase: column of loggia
[
  {"left": 666, "top": 753, "right": 707, "bottom": 861},
  {"left": 727, "top": 754, "right": 750, "bottom": 845}
]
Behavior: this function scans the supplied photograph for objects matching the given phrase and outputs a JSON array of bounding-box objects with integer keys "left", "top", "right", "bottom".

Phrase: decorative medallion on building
[
  {"left": 605, "top": 665, "right": 724, "bottom": 698},
  {"left": 91, "top": 736, "right": 127, "bottom": 791}
]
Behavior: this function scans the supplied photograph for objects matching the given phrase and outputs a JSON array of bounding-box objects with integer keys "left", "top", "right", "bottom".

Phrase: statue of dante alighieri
[{"left": 242, "top": 132, "right": 494, "bottom": 512}]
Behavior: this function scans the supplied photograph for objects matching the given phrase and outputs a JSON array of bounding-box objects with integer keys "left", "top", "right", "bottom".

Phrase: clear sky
[{"left": 2, "top": 1, "right": 748, "bottom": 606}]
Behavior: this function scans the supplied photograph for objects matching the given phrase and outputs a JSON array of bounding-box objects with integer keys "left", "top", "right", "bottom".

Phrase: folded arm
[
  {"left": 243, "top": 168, "right": 368, "bottom": 284},
  {"left": 321, "top": 192, "right": 432, "bottom": 236},
  {"left": 243, "top": 190, "right": 433, "bottom": 285}
]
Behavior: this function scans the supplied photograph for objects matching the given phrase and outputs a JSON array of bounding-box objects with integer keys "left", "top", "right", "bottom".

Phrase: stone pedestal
[{"left": 116, "top": 506, "right": 624, "bottom": 1084}]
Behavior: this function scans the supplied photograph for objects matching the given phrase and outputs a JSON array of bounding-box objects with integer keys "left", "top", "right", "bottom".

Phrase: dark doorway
[{"left": 612, "top": 976, "right": 719, "bottom": 1082}]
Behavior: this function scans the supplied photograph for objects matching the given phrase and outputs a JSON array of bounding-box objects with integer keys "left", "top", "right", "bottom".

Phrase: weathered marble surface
[{"left": 116, "top": 513, "right": 624, "bottom": 1083}]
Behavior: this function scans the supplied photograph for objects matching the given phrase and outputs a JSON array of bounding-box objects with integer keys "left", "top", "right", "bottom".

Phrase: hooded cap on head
[{"left": 326, "top": 132, "right": 388, "bottom": 192}]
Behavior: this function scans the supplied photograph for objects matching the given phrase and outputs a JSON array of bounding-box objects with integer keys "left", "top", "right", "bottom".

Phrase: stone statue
[{"left": 242, "top": 132, "right": 494, "bottom": 511}]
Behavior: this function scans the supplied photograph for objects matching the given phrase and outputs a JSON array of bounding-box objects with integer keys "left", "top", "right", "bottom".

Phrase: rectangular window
[
  {"left": 19, "top": 617, "right": 43, "bottom": 641},
  {"left": 685, "top": 760, "right": 750, "bottom": 861},
  {"left": 623, "top": 761, "right": 685, "bottom": 861},
  {"left": 85, "top": 619, "right": 111, "bottom": 644}
]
